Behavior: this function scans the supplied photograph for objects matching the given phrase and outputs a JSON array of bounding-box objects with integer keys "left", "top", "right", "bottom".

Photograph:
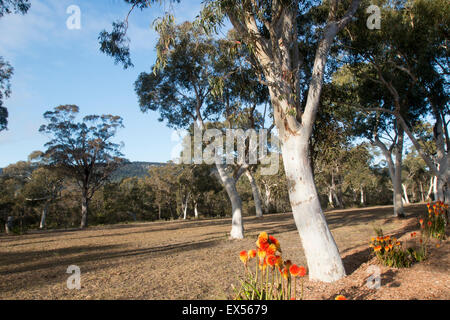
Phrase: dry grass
[{"left": 0, "top": 203, "right": 448, "bottom": 300}]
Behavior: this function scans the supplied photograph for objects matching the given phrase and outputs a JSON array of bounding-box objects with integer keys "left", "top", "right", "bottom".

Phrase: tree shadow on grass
[{"left": 0, "top": 237, "right": 223, "bottom": 295}]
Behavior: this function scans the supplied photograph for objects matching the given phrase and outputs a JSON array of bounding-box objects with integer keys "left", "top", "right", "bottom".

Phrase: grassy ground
[{"left": 0, "top": 203, "right": 448, "bottom": 300}]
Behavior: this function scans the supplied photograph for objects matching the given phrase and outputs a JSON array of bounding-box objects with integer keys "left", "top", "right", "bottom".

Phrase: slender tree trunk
[
  {"left": 80, "top": 190, "right": 89, "bottom": 229},
  {"left": 194, "top": 201, "right": 199, "bottom": 219},
  {"left": 183, "top": 193, "right": 189, "bottom": 220},
  {"left": 360, "top": 186, "right": 365, "bottom": 205},
  {"left": 402, "top": 184, "right": 410, "bottom": 204},
  {"left": 426, "top": 176, "right": 434, "bottom": 201},
  {"left": 40, "top": 201, "right": 49, "bottom": 229},
  {"left": 420, "top": 181, "right": 425, "bottom": 202},
  {"left": 433, "top": 173, "right": 438, "bottom": 201},
  {"left": 328, "top": 188, "right": 334, "bottom": 208},
  {"left": 216, "top": 163, "right": 244, "bottom": 239},
  {"left": 158, "top": 203, "right": 161, "bottom": 220},
  {"left": 393, "top": 128, "right": 405, "bottom": 217},
  {"left": 5, "top": 216, "right": 13, "bottom": 234},
  {"left": 281, "top": 136, "right": 346, "bottom": 282},
  {"left": 263, "top": 183, "right": 272, "bottom": 214},
  {"left": 245, "top": 170, "right": 263, "bottom": 218}
]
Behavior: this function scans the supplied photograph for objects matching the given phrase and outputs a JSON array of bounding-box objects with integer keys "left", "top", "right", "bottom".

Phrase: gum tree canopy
[
  {"left": 99, "top": 0, "right": 361, "bottom": 282},
  {"left": 39, "top": 105, "right": 126, "bottom": 229},
  {"left": 0, "top": 0, "right": 31, "bottom": 131}
]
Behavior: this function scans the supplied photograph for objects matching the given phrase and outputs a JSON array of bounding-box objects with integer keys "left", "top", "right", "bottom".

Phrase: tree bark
[
  {"left": 194, "top": 201, "right": 199, "bottom": 219},
  {"left": 402, "top": 184, "right": 410, "bottom": 204},
  {"left": 281, "top": 136, "right": 346, "bottom": 282},
  {"left": 360, "top": 186, "right": 365, "bottom": 205},
  {"left": 216, "top": 163, "right": 244, "bottom": 239},
  {"left": 263, "top": 182, "right": 272, "bottom": 213},
  {"left": 80, "top": 190, "right": 89, "bottom": 229},
  {"left": 426, "top": 176, "right": 434, "bottom": 201},
  {"left": 158, "top": 203, "right": 162, "bottom": 220},
  {"left": 245, "top": 170, "right": 263, "bottom": 218},
  {"left": 40, "top": 201, "right": 49, "bottom": 229}
]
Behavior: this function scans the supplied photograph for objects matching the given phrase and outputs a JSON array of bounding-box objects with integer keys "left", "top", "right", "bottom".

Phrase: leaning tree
[
  {"left": 39, "top": 105, "right": 125, "bottom": 228},
  {"left": 99, "top": 0, "right": 362, "bottom": 282}
]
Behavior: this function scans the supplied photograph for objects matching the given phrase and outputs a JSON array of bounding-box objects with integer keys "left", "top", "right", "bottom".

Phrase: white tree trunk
[
  {"left": 264, "top": 183, "right": 272, "bottom": 214},
  {"left": 216, "top": 163, "right": 244, "bottom": 239},
  {"left": 433, "top": 174, "right": 438, "bottom": 201},
  {"left": 194, "top": 201, "right": 199, "bottom": 219},
  {"left": 80, "top": 190, "right": 89, "bottom": 229},
  {"left": 426, "top": 176, "right": 434, "bottom": 201},
  {"left": 360, "top": 186, "right": 364, "bottom": 205},
  {"left": 402, "top": 184, "right": 410, "bottom": 204},
  {"left": 281, "top": 136, "right": 346, "bottom": 282},
  {"left": 40, "top": 201, "right": 49, "bottom": 229},
  {"left": 328, "top": 188, "right": 334, "bottom": 208},
  {"left": 245, "top": 170, "right": 263, "bottom": 218},
  {"left": 183, "top": 193, "right": 189, "bottom": 220}
]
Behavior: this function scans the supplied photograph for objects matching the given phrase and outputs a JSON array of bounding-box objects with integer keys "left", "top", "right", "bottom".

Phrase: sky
[{"left": 0, "top": 0, "right": 219, "bottom": 167}]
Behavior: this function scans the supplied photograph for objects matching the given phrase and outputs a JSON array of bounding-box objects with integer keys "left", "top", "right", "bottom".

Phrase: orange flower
[
  {"left": 256, "top": 232, "right": 269, "bottom": 250},
  {"left": 335, "top": 295, "right": 346, "bottom": 300},
  {"left": 259, "top": 259, "right": 267, "bottom": 271},
  {"left": 384, "top": 235, "right": 390, "bottom": 241},
  {"left": 419, "top": 219, "right": 424, "bottom": 225},
  {"left": 275, "top": 255, "right": 283, "bottom": 268},
  {"left": 384, "top": 246, "right": 390, "bottom": 252},
  {"left": 265, "top": 243, "right": 277, "bottom": 256},
  {"left": 281, "top": 267, "right": 289, "bottom": 280},
  {"left": 239, "top": 250, "right": 248, "bottom": 264},
  {"left": 269, "top": 235, "right": 282, "bottom": 252},
  {"left": 427, "top": 203, "right": 430, "bottom": 208},
  {"left": 374, "top": 245, "right": 382, "bottom": 252},
  {"left": 371, "top": 237, "right": 375, "bottom": 242},
  {"left": 248, "top": 249, "right": 257, "bottom": 259},
  {"left": 289, "top": 264, "right": 306, "bottom": 277},
  {"left": 396, "top": 241, "right": 401, "bottom": 246},
  {"left": 266, "top": 255, "right": 277, "bottom": 268},
  {"left": 257, "top": 248, "right": 266, "bottom": 261},
  {"left": 388, "top": 244, "right": 393, "bottom": 250}
]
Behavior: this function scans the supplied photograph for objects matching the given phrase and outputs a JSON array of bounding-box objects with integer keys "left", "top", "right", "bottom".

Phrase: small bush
[{"left": 235, "top": 232, "right": 307, "bottom": 300}]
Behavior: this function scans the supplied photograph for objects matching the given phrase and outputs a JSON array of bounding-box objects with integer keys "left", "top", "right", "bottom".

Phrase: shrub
[
  {"left": 235, "top": 232, "right": 307, "bottom": 300},
  {"left": 421, "top": 201, "right": 448, "bottom": 240}
]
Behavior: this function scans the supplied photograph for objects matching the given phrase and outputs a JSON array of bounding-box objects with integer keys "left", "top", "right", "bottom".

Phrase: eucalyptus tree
[
  {"left": 39, "top": 105, "right": 125, "bottom": 228},
  {"left": 338, "top": 0, "right": 449, "bottom": 203},
  {"left": 132, "top": 22, "right": 268, "bottom": 237},
  {"left": 22, "top": 167, "right": 64, "bottom": 229},
  {"left": 0, "top": 0, "right": 31, "bottom": 131},
  {"left": 99, "top": 0, "right": 363, "bottom": 282}
]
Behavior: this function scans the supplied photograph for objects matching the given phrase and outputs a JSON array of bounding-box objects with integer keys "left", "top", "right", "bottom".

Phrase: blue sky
[{"left": 0, "top": 0, "right": 218, "bottom": 167}]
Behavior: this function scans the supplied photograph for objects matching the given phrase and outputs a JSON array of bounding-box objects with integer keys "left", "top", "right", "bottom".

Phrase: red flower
[
  {"left": 289, "top": 264, "right": 306, "bottom": 277},
  {"left": 335, "top": 295, "right": 347, "bottom": 300},
  {"left": 266, "top": 255, "right": 277, "bottom": 267},
  {"left": 239, "top": 250, "right": 248, "bottom": 264},
  {"left": 248, "top": 249, "right": 257, "bottom": 259},
  {"left": 427, "top": 221, "right": 432, "bottom": 227}
]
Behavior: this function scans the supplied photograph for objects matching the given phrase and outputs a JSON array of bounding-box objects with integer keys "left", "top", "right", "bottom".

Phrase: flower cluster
[
  {"left": 235, "top": 232, "right": 307, "bottom": 300},
  {"left": 369, "top": 233, "right": 413, "bottom": 268},
  {"left": 421, "top": 201, "right": 448, "bottom": 240}
]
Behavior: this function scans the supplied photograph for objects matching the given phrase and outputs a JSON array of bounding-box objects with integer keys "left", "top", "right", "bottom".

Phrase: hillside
[{"left": 110, "top": 161, "right": 165, "bottom": 181}]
